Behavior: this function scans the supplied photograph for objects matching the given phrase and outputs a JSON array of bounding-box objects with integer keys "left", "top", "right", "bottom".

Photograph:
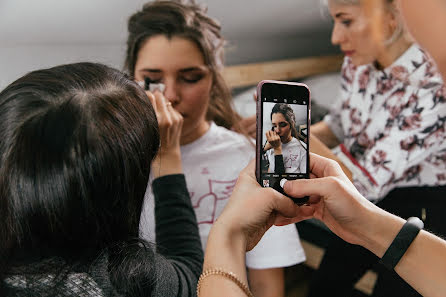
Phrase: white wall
[{"left": 0, "top": 0, "right": 337, "bottom": 89}]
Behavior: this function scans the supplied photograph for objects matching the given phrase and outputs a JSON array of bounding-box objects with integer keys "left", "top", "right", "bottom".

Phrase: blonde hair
[{"left": 322, "top": 0, "right": 405, "bottom": 45}]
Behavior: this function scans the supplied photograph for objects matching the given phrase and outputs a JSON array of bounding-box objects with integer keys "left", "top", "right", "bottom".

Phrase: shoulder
[
  {"left": 208, "top": 123, "right": 254, "bottom": 149},
  {"left": 399, "top": 44, "right": 443, "bottom": 88},
  {"left": 288, "top": 137, "right": 304, "bottom": 148}
]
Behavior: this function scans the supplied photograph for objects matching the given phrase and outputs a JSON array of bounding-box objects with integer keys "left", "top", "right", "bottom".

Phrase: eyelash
[
  {"left": 182, "top": 75, "right": 204, "bottom": 84},
  {"left": 143, "top": 75, "right": 204, "bottom": 84},
  {"left": 341, "top": 19, "right": 352, "bottom": 27}
]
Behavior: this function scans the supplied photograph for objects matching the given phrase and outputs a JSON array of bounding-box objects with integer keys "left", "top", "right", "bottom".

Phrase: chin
[{"left": 351, "top": 56, "right": 375, "bottom": 67}]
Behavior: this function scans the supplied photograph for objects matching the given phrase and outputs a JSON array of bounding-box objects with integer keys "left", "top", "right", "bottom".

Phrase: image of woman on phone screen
[{"left": 263, "top": 103, "right": 307, "bottom": 174}]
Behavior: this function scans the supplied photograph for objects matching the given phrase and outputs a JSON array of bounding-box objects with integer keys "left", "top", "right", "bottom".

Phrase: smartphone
[{"left": 256, "top": 80, "right": 310, "bottom": 205}]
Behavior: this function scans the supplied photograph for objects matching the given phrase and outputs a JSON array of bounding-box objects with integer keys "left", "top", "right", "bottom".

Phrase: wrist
[
  {"left": 204, "top": 217, "right": 248, "bottom": 279},
  {"left": 273, "top": 147, "right": 282, "bottom": 155},
  {"left": 151, "top": 149, "right": 182, "bottom": 177},
  {"left": 359, "top": 206, "right": 406, "bottom": 258},
  {"left": 209, "top": 217, "right": 247, "bottom": 254}
]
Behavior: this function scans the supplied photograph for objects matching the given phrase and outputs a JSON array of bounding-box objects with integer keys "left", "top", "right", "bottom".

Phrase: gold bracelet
[{"left": 196, "top": 267, "right": 254, "bottom": 297}]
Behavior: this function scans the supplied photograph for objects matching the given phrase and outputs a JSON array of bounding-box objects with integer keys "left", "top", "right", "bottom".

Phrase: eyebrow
[
  {"left": 335, "top": 12, "right": 350, "bottom": 18},
  {"left": 139, "top": 66, "right": 207, "bottom": 73}
]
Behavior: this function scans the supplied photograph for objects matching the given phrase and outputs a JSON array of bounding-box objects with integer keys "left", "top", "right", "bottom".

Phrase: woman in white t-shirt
[
  {"left": 264, "top": 103, "right": 307, "bottom": 174},
  {"left": 124, "top": 1, "right": 306, "bottom": 296}
]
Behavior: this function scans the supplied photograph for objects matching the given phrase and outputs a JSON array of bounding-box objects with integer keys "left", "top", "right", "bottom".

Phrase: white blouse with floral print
[{"left": 324, "top": 44, "right": 446, "bottom": 202}]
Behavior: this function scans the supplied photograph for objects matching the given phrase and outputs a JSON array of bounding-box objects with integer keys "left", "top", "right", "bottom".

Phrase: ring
[{"left": 166, "top": 102, "right": 172, "bottom": 107}]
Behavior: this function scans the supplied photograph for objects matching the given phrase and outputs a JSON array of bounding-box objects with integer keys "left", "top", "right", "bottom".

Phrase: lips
[{"left": 343, "top": 50, "right": 355, "bottom": 57}]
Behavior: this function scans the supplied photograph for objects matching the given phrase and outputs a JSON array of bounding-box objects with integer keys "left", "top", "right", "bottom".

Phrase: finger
[
  {"left": 272, "top": 199, "right": 316, "bottom": 223},
  {"left": 266, "top": 130, "right": 272, "bottom": 140},
  {"left": 146, "top": 91, "right": 157, "bottom": 111},
  {"left": 154, "top": 91, "right": 171, "bottom": 123},
  {"left": 282, "top": 176, "right": 342, "bottom": 201},
  {"left": 274, "top": 205, "right": 316, "bottom": 225},
  {"left": 170, "top": 106, "right": 184, "bottom": 133},
  {"left": 308, "top": 153, "right": 345, "bottom": 179}
]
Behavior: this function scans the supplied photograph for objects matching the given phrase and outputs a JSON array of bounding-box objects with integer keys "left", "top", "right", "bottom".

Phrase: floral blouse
[{"left": 324, "top": 44, "right": 446, "bottom": 202}]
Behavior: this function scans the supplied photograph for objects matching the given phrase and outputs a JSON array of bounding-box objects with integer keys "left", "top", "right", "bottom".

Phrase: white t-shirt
[
  {"left": 140, "top": 122, "right": 306, "bottom": 269},
  {"left": 266, "top": 137, "right": 307, "bottom": 173}
]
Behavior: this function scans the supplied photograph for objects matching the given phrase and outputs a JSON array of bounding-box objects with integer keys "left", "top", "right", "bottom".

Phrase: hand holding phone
[{"left": 256, "top": 80, "right": 311, "bottom": 205}]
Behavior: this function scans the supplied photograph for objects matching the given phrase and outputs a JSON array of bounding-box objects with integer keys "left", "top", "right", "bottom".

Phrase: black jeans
[{"left": 307, "top": 186, "right": 446, "bottom": 297}]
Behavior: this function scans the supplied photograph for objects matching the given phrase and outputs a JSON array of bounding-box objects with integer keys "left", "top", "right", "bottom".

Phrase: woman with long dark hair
[{"left": 0, "top": 62, "right": 202, "bottom": 296}]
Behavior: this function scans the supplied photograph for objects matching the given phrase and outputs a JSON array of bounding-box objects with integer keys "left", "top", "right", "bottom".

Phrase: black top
[
  {"left": 152, "top": 174, "right": 203, "bottom": 296},
  {"left": 2, "top": 174, "right": 203, "bottom": 297}
]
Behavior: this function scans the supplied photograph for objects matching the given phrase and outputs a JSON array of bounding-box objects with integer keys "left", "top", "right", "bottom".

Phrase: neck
[
  {"left": 281, "top": 135, "right": 293, "bottom": 144},
  {"left": 180, "top": 121, "right": 210, "bottom": 145},
  {"left": 375, "top": 36, "right": 413, "bottom": 69}
]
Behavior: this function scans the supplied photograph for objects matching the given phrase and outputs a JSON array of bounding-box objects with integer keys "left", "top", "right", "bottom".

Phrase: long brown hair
[
  {"left": 271, "top": 103, "right": 299, "bottom": 139},
  {"left": 125, "top": 0, "right": 245, "bottom": 133}
]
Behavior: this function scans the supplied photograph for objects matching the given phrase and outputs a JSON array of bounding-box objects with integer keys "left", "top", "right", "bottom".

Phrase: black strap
[{"left": 380, "top": 217, "right": 423, "bottom": 270}]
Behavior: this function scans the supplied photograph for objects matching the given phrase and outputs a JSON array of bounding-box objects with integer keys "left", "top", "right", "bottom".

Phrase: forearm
[
  {"left": 274, "top": 155, "right": 285, "bottom": 174},
  {"left": 152, "top": 174, "right": 203, "bottom": 296},
  {"left": 311, "top": 121, "right": 340, "bottom": 149},
  {"left": 395, "top": 231, "right": 446, "bottom": 297},
  {"left": 360, "top": 208, "right": 446, "bottom": 297},
  {"left": 153, "top": 175, "right": 203, "bottom": 267},
  {"left": 310, "top": 135, "right": 352, "bottom": 180},
  {"left": 248, "top": 268, "right": 284, "bottom": 297},
  {"left": 200, "top": 221, "right": 249, "bottom": 297}
]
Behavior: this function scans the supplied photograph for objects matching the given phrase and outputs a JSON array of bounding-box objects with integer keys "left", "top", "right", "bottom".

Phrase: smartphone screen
[{"left": 256, "top": 80, "right": 310, "bottom": 204}]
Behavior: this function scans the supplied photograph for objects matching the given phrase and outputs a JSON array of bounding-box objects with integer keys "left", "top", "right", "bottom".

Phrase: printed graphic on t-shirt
[
  {"left": 191, "top": 179, "right": 237, "bottom": 225},
  {"left": 286, "top": 152, "right": 300, "bottom": 169}
]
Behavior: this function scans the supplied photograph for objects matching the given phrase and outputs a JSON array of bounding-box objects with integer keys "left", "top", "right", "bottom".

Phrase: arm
[
  {"left": 199, "top": 161, "right": 315, "bottom": 297},
  {"left": 147, "top": 90, "right": 183, "bottom": 177},
  {"left": 152, "top": 174, "right": 203, "bottom": 297},
  {"left": 248, "top": 268, "right": 284, "bottom": 297},
  {"left": 310, "top": 134, "right": 352, "bottom": 180},
  {"left": 146, "top": 91, "right": 203, "bottom": 296},
  {"left": 282, "top": 153, "right": 446, "bottom": 297},
  {"left": 274, "top": 155, "right": 285, "bottom": 174},
  {"left": 311, "top": 121, "right": 341, "bottom": 149},
  {"left": 201, "top": 153, "right": 446, "bottom": 297}
]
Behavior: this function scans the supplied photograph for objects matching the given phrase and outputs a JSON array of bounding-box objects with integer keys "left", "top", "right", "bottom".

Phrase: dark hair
[
  {"left": 125, "top": 0, "right": 245, "bottom": 132},
  {"left": 271, "top": 103, "right": 298, "bottom": 138},
  {"left": 0, "top": 62, "right": 159, "bottom": 293}
]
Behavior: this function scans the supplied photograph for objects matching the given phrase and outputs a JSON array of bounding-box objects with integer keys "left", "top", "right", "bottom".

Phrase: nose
[
  {"left": 163, "top": 79, "right": 180, "bottom": 106},
  {"left": 331, "top": 22, "right": 345, "bottom": 46}
]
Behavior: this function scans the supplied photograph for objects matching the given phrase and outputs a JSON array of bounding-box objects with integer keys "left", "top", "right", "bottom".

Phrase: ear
[{"left": 383, "top": 4, "right": 407, "bottom": 45}]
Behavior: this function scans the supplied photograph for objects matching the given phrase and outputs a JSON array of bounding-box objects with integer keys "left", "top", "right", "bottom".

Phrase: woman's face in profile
[
  {"left": 271, "top": 112, "right": 291, "bottom": 142},
  {"left": 134, "top": 35, "right": 213, "bottom": 143},
  {"left": 328, "top": 1, "right": 392, "bottom": 66}
]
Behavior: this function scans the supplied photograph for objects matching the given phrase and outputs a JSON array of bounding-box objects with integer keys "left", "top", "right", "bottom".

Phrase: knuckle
[{"left": 326, "top": 176, "right": 342, "bottom": 189}]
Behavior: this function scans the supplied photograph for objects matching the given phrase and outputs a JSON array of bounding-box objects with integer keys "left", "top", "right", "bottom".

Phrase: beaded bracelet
[{"left": 196, "top": 267, "right": 254, "bottom": 297}]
